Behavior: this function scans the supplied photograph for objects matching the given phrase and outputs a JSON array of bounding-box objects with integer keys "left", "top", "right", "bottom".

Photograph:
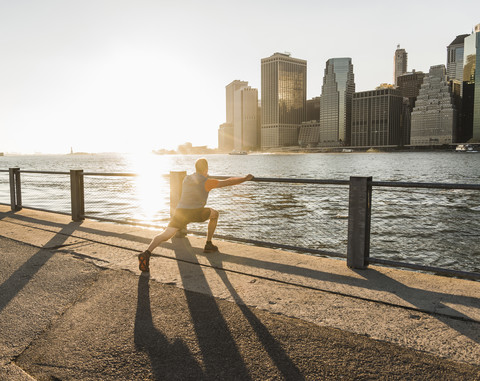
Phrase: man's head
[{"left": 195, "top": 158, "right": 208, "bottom": 175}]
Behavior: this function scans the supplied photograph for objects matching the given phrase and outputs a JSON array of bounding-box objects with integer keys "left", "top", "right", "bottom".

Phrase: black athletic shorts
[{"left": 168, "top": 208, "right": 211, "bottom": 229}]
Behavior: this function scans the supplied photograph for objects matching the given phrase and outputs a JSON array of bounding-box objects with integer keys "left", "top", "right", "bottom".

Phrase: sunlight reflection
[{"left": 126, "top": 153, "right": 172, "bottom": 223}]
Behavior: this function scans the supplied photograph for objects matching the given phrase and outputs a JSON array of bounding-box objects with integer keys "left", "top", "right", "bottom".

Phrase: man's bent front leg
[
  {"left": 207, "top": 209, "right": 219, "bottom": 242},
  {"left": 147, "top": 227, "right": 178, "bottom": 252}
]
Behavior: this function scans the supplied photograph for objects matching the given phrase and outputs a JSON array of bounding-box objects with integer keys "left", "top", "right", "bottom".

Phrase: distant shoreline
[{"left": 2, "top": 145, "right": 478, "bottom": 157}]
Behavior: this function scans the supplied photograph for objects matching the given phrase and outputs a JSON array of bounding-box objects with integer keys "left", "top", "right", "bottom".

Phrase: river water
[{"left": 1, "top": 152, "right": 479, "bottom": 273}]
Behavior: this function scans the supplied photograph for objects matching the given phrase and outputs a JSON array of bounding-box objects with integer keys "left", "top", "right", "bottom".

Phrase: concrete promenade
[{"left": 0, "top": 204, "right": 479, "bottom": 380}]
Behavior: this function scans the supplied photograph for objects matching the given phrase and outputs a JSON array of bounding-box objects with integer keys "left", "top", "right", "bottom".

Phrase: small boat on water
[
  {"left": 455, "top": 144, "right": 478, "bottom": 153},
  {"left": 229, "top": 150, "right": 248, "bottom": 155}
]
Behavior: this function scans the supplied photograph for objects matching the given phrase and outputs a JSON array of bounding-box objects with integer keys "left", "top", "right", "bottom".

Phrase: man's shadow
[
  {"left": 171, "top": 237, "right": 253, "bottom": 380},
  {"left": 134, "top": 274, "right": 205, "bottom": 380},
  {"left": 203, "top": 253, "right": 305, "bottom": 380},
  {"left": 172, "top": 238, "right": 306, "bottom": 380}
]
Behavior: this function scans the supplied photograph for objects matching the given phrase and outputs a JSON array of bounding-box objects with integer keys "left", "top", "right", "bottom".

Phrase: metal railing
[{"left": 1, "top": 167, "right": 479, "bottom": 280}]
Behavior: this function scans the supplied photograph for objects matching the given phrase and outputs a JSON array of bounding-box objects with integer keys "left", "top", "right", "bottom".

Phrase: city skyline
[{"left": 0, "top": 0, "right": 479, "bottom": 154}]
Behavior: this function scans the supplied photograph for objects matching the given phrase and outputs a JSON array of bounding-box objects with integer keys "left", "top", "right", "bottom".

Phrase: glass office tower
[
  {"left": 319, "top": 58, "right": 355, "bottom": 146},
  {"left": 261, "top": 53, "right": 307, "bottom": 149},
  {"left": 463, "top": 24, "right": 480, "bottom": 142}
]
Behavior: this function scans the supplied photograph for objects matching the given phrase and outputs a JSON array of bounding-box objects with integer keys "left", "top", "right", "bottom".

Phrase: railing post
[
  {"left": 9, "top": 167, "right": 22, "bottom": 211},
  {"left": 70, "top": 169, "right": 85, "bottom": 222},
  {"left": 170, "top": 171, "right": 187, "bottom": 237},
  {"left": 347, "top": 176, "right": 372, "bottom": 269}
]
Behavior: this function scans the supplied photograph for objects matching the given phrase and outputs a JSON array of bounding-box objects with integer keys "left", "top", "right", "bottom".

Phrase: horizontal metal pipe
[
  {"left": 368, "top": 257, "right": 480, "bottom": 281},
  {"left": 83, "top": 172, "right": 138, "bottom": 177},
  {"left": 372, "top": 181, "right": 480, "bottom": 190},
  {"left": 21, "top": 170, "right": 71, "bottom": 175},
  {"left": 211, "top": 176, "right": 350, "bottom": 185}
]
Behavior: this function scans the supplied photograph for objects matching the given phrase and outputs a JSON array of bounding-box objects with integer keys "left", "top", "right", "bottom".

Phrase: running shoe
[
  {"left": 203, "top": 242, "right": 218, "bottom": 253},
  {"left": 138, "top": 250, "right": 151, "bottom": 272}
]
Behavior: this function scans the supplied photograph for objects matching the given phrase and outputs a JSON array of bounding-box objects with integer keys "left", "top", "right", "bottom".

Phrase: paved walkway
[{"left": 0, "top": 205, "right": 479, "bottom": 380}]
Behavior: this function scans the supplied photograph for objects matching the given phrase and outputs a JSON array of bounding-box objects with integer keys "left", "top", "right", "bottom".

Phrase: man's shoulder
[{"left": 205, "top": 178, "right": 219, "bottom": 191}]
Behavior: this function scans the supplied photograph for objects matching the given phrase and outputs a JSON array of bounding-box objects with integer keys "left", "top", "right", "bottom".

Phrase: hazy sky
[{"left": 1, "top": 0, "right": 479, "bottom": 154}]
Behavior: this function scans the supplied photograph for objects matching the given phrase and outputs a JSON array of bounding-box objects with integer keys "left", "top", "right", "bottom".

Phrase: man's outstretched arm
[{"left": 205, "top": 174, "right": 253, "bottom": 191}]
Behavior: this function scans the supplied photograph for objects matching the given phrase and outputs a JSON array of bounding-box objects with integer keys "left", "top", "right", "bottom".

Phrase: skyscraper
[
  {"left": 410, "top": 65, "right": 457, "bottom": 145},
  {"left": 218, "top": 80, "right": 247, "bottom": 152},
  {"left": 462, "top": 24, "right": 480, "bottom": 142},
  {"left": 394, "top": 45, "right": 408, "bottom": 86},
  {"left": 219, "top": 80, "right": 259, "bottom": 152},
  {"left": 306, "top": 96, "right": 321, "bottom": 121},
  {"left": 233, "top": 86, "right": 259, "bottom": 151},
  {"left": 447, "top": 34, "right": 470, "bottom": 82},
  {"left": 445, "top": 34, "right": 469, "bottom": 142},
  {"left": 397, "top": 71, "right": 426, "bottom": 103},
  {"left": 226, "top": 80, "right": 248, "bottom": 125},
  {"left": 397, "top": 70, "right": 426, "bottom": 144},
  {"left": 319, "top": 58, "right": 355, "bottom": 146},
  {"left": 351, "top": 89, "right": 403, "bottom": 147},
  {"left": 261, "top": 52, "right": 307, "bottom": 149}
]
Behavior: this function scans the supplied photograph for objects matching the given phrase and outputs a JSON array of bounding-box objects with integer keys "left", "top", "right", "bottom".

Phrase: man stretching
[{"left": 138, "top": 158, "right": 253, "bottom": 272}]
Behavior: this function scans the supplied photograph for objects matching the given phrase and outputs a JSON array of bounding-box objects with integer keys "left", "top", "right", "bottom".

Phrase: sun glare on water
[{"left": 126, "top": 153, "right": 174, "bottom": 224}]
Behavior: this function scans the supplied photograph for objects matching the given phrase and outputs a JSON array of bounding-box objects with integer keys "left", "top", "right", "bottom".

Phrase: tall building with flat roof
[
  {"left": 411, "top": 65, "right": 457, "bottom": 145},
  {"left": 397, "top": 71, "right": 425, "bottom": 102},
  {"left": 226, "top": 80, "right": 248, "bottom": 125},
  {"left": 306, "top": 96, "right": 321, "bottom": 121},
  {"left": 351, "top": 89, "right": 403, "bottom": 147},
  {"left": 462, "top": 24, "right": 480, "bottom": 142},
  {"left": 319, "top": 58, "right": 355, "bottom": 146},
  {"left": 394, "top": 45, "right": 408, "bottom": 86},
  {"left": 397, "top": 70, "right": 426, "bottom": 144},
  {"left": 234, "top": 86, "right": 259, "bottom": 151},
  {"left": 261, "top": 52, "right": 307, "bottom": 149},
  {"left": 219, "top": 80, "right": 259, "bottom": 152}
]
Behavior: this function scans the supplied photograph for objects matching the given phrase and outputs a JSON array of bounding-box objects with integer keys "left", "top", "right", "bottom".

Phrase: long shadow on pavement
[
  {"left": 134, "top": 274, "right": 205, "bottom": 380},
  {"left": 172, "top": 238, "right": 252, "bottom": 380},
  {"left": 204, "top": 255, "right": 305, "bottom": 380},
  {"left": 0, "top": 221, "right": 80, "bottom": 313}
]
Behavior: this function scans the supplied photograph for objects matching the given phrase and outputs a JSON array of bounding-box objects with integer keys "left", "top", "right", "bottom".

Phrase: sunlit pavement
[{"left": 1, "top": 205, "right": 479, "bottom": 380}]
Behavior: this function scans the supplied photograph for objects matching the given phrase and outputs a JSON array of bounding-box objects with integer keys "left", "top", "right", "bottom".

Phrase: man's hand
[{"left": 245, "top": 174, "right": 254, "bottom": 181}]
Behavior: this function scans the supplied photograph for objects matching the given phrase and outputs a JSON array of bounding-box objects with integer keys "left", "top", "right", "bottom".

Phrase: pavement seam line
[{"left": 2, "top": 231, "right": 479, "bottom": 326}]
